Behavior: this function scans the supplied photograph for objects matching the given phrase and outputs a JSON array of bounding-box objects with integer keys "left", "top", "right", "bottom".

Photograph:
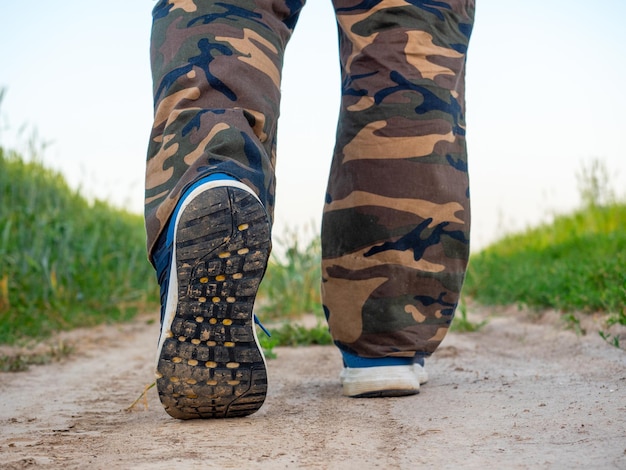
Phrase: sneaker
[
  {"left": 340, "top": 352, "right": 428, "bottom": 398},
  {"left": 413, "top": 356, "right": 429, "bottom": 385},
  {"left": 153, "top": 174, "right": 271, "bottom": 419}
]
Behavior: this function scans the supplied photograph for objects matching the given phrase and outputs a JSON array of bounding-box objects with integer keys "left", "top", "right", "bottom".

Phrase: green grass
[
  {"left": 256, "top": 227, "right": 328, "bottom": 356},
  {"left": 464, "top": 204, "right": 626, "bottom": 312},
  {"left": 464, "top": 202, "right": 626, "bottom": 346},
  {"left": 268, "top": 321, "right": 332, "bottom": 347},
  {"left": 0, "top": 147, "right": 158, "bottom": 344},
  {"left": 0, "top": 340, "right": 74, "bottom": 372},
  {"left": 257, "top": 226, "right": 322, "bottom": 319},
  {"left": 449, "top": 299, "right": 486, "bottom": 333},
  {"left": 258, "top": 321, "right": 332, "bottom": 359},
  {"left": 4, "top": 136, "right": 623, "bottom": 355}
]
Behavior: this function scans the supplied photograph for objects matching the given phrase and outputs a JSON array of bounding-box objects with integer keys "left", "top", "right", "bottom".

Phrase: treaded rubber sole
[
  {"left": 156, "top": 186, "right": 270, "bottom": 419},
  {"left": 352, "top": 389, "right": 419, "bottom": 398}
]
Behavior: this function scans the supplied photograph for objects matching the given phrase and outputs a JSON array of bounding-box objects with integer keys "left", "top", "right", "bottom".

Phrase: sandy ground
[{"left": 1, "top": 307, "right": 625, "bottom": 470}]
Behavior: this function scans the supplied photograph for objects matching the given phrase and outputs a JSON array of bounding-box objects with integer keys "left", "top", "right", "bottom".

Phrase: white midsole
[
  {"left": 339, "top": 363, "right": 429, "bottom": 396},
  {"left": 341, "top": 365, "right": 421, "bottom": 396}
]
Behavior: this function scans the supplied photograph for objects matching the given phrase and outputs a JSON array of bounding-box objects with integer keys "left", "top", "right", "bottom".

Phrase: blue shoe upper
[
  {"left": 341, "top": 350, "right": 413, "bottom": 368},
  {"left": 341, "top": 350, "right": 426, "bottom": 368}
]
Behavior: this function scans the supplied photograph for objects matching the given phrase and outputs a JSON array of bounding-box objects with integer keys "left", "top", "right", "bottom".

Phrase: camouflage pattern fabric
[
  {"left": 322, "top": 0, "right": 474, "bottom": 359},
  {"left": 146, "top": 0, "right": 475, "bottom": 359},
  {"left": 146, "top": 0, "right": 305, "bottom": 252}
]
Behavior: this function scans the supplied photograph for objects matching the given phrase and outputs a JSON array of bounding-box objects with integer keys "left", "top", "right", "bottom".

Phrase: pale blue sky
[{"left": 1, "top": 0, "right": 625, "bottom": 250}]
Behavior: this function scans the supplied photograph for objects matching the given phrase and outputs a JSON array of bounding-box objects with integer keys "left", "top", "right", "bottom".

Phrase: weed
[
  {"left": 576, "top": 157, "right": 617, "bottom": 209},
  {"left": 269, "top": 321, "right": 333, "bottom": 347},
  {"left": 599, "top": 309, "right": 625, "bottom": 348},
  {"left": 0, "top": 340, "right": 74, "bottom": 372},
  {"left": 450, "top": 299, "right": 487, "bottom": 333},
  {"left": 258, "top": 333, "right": 279, "bottom": 359},
  {"left": 256, "top": 320, "right": 332, "bottom": 359},
  {"left": 258, "top": 225, "right": 322, "bottom": 319},
  {"left": 599, "top": 331, "right": 621, "bottom": 349},
  {"left": 562, "top": 313, "right": 586, "bottom": 336}
]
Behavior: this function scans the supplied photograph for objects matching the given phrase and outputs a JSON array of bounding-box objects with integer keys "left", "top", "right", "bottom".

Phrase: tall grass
[
  {"left": 0, "top": 147, "right": 157, "bottom": 344},
  {"left": 257, "top": 226, "right": 322, "bottom": 319},
  {"left": 464, "top": 160, "right": 626, "bottom": 345},
  {"left": 4, "top": 136, "right": 623, "bottom": 352},
  {"left": 464, "top": 203, "right": 626, "bottom": 314}
]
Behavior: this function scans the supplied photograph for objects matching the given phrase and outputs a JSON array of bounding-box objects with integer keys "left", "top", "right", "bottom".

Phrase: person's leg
[
  {"left": 324, "top": 0, "right": 475, "bottom": 396},
  {"left": 146, "top": 0, "right": 306, "bottom": 256},
  {"left": 146, "top": 0, "right": 304, "bottom": 419}
]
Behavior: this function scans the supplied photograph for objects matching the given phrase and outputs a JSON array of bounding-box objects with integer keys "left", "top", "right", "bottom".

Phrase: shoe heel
[{"left": 156, "top": 182, "right": 270, "bottom": 419}]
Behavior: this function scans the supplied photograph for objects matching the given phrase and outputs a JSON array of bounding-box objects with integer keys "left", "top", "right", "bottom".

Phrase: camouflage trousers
[{"left": 146, "top": 0, "right": 475, "bottom": 359}]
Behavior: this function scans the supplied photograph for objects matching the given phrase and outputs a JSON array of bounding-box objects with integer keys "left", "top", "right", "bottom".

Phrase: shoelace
[{"left": 254, "top": 315, "right": 271, "bottom": 337}]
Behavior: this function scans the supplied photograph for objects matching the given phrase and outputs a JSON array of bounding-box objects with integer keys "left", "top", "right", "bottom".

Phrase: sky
[{"left": 1, "top": 0, "right": 625, "bottom": 251}]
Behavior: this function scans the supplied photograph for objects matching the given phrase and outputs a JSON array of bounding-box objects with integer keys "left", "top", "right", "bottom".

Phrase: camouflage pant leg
[
  {"left": 322, "top": 0, "right": 475, "bottom": 358},
  {"left": 145, "top": 0, "right": 305, "bottom": 258}
]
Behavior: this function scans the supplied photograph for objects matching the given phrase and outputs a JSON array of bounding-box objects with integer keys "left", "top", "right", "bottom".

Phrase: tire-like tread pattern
[{"left": 156, "top": 187, "right": 270, "bottom": 419}]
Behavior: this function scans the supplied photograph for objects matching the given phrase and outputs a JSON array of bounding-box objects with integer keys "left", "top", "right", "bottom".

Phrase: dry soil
[{"left": 1, "top": 307, "right": 625, "bottom": 469}]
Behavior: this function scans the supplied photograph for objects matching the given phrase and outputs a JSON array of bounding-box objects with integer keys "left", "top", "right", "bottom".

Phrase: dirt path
[{"left": 1, "top": 308, "right": 625, "bottom": 469}]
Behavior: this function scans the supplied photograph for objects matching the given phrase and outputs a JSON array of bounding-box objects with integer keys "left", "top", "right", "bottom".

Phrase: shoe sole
[
  {"left": 414, "top": 363, "right": 429, "bottom": 385},
  {"left": 341, "top": 365, "right": 421, "bottom": 398},
  {"left": 155, "top": 183, "right": 270, "bottom": 419}
]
